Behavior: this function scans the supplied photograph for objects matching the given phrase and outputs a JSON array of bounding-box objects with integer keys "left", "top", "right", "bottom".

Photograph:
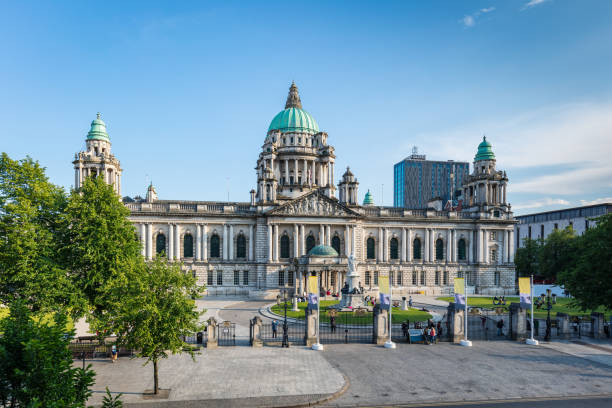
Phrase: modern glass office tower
[{"left": 394, "top": 149, "right": 469, "bottom": 209}]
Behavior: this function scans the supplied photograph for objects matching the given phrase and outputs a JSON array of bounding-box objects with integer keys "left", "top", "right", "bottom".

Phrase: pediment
[{"left": 268, "top": 191, "right": 359, "bottom": 218}]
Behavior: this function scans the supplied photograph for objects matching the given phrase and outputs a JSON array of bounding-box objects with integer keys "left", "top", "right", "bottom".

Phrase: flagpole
[
  {"left": 312, "top": 274, "right": 324, "bottom": 350},
  {"left": 460, "top": 276, "right": 472, "bottom": 346},
  {"left": 384, "top": 275, "right": 396, "bottom": 349},
  {"left": 526, "top": 274, "right": 539, "bottom": 345}
]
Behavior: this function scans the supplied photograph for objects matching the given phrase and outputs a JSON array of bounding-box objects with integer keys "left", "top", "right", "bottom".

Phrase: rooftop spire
[{"left": 285, "top": 81, "right": 303, "bottom": 109}]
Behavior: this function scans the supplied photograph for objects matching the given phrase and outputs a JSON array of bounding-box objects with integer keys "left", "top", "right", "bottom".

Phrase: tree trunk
[{"left": 153, "top": 360, "right": 159, "bottom": 395}]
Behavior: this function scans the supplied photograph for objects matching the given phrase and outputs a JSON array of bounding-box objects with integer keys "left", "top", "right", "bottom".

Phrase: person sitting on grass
[{"left": 493, "top": 296, "right": 499, "bottom": 305}]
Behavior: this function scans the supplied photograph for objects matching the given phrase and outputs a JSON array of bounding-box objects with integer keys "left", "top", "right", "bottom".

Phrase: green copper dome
[
  {"left": 474, "top": 136, "right": 495, "bottom": 161},
  {"left": 363, "top": 189, "right": 374, "bottom": 206},
  {"left": 308, "top": 245, "right": 339, "bottom": 257},
  {"left": 268, "top": 82, "right": 319, "bottom": 135},
  {"left": 86, "top": 113, "right": 110, "bottom": 142}
]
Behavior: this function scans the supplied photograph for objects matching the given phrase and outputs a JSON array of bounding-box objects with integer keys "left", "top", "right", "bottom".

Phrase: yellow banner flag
[
  {"left": 519, "top": 277, "right": 530, "bottom": 295},
  {"left": 454, "top": 278, "right": 465, "bottom": 295},
  {"left": 308, "top": 276, "right": 318, "bottom": 295},
  {"left": 379, "top": 275, "right": 390, "bottom": 295}
]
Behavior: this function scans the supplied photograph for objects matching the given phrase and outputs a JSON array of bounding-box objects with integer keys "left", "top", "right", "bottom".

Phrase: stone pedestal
[
  {"left": 401, "top": 298, "right": 408, "bottom": 311},
  {"left": 447, "top": 302, "right": 466, "bottom": 343},
  {"left": 251, "top": 316, "right": 263, "bottom": 347},
  {"left": 591, "top": 312, "right": 605, "bottom": 339},
  {"left": 335, "top": 293, "right": 367, "bottom": 310},
  {"left": 292, "top": 297, "right": 299, "bottom": 312},
  {"left": 509, "top": 303, "right": 526, "bottom": 341},
  {"left": 373, "top": 304, "right": 389, "bottom": 345},
  {"left": 555, "top": 313, "right": 570, "bottom": 339},
  {"left": 305, "top": 305, "right": 319, "bottom": 347},
  {"left": 206, "top": 317, "right": 218, "bottom": 348}
]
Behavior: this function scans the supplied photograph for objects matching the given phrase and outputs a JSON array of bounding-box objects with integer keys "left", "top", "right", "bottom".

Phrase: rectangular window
[
  {"left": 540, "top": 224, "right": 544, "bottom": 238},
  {"left": 585, "top": 220, "right": 589, "bottom": 231},
  {"left": 288, "top": 270, "right": 294, "bottom": 287},
  {"left": 217, "top": 270, "right": 223, "bottom": 286},
  {"left": 458, "top": 271, "right": 463, "bottom": 278},
  {"left": 330, "top": 272, "right": 335, "bottom": 287},
  {"left": 528, "top": 226, "right": 532, "bottom": 239},
  {"left": 443, "top": 271, "right": 448, "bottom": 286},
  {"left": 234, "top": 270, "right": 240, "bottom": 285},
  {"left": 491, "top": 249, "right": 497, "bottom": 264},
  {"left": 396, "top": 271, "right": 402, "bottom": 286},
  {"left": 412, "top": 271, "right": 417, "bottom": 285},
  {"left": 278, "top": 270, "right": 285, "bottom": 287},
  {"left": 243, "top": 270, "right": 249, "bottom": 286},
  {"left": 435, "top": 271, "right": 440, "bottom": 286},
  {"left": 389, "top": 271, "right": 394, "bottom": 286},
  {"left": 494, "top": 271, "right": 501, "bottom": 286},
  {"left": 365, "top": 271, "right": 371, "bottom": 286},
  {"left": 554, "top": 223, "right": 558, "bottom": 230},
  {"left": 420, "top": 271, "right": 426, "bottom": 286},
  {"left": 207, "top": 271, "right": 213, "bottom": 286},
  {"left": 490, "top": 231, "right": 497, "bottom": 240},
  {"left": 374, "top": 271, "right": 379, "bottom": 286}
]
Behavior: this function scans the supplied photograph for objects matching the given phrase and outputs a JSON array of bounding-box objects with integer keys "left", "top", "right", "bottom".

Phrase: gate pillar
[
  {"left": 251, "top": 316, "right": 263, "bottom": 347},
  {"left": 207, "top": 317, "right": 218, "bottom": 348},
  {"left": 591, "top": 312, "right": 605, "bottom": 339},
  {"left": 509, "top": 303, "right": 526, "bottom": 341},
  {"left": 556, "top": 312, "right": 570, "bottom": 340},
  {"left": 373, "top": 304, "right": 389, "bottom": 345},
  {"left": 305, "top": 305, "right": 319, "bottom": 347},
  {"left": 447, "top": 302, "right": 465, "bottom": 343}
]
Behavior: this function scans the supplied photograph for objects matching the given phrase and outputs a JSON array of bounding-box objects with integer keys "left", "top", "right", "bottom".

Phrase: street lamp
[
  {"left": 277, "top": 285, "right": 290, "bottom": 348},
  {"left": 540, "top": 289, "right": 553, "bottom": 341}
]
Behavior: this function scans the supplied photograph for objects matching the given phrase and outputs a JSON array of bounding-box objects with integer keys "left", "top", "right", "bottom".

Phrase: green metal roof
[
  {"left": 363, "top": 189, "right": 374, "bottom": 206},
  {"left": 86, "top": 113, "right": 110, "bottom": 142},
  {"left": 308, "top": 245, "right": 339, "bottom": 257},
  {"left": 268, "top": 107, "right": 319, "bottom": 135},
  {"left": 474, "top": 136, "right": 495, "bottom": 161}
]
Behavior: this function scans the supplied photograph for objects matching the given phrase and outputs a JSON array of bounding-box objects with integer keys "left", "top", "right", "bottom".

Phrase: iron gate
[
  {"left": 219, "top": 321, "right": 236, "bottom": 346},
  {"left": 320, "top": 308, "right": 374, "bottom": 344},
  {"left": 260, "top": 321, "right": 307, "bottom": 345}
]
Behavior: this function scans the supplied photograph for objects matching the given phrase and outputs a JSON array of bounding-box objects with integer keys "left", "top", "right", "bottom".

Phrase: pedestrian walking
[
  {"left": 408, "top": 296, "right": 413, "bottom": 308},
  {"left": 272, "top": 320, "right": 278, "bottom": 338},
  {"left": 497, "top": 319, "right": 505, "bottom": 336},
  {"left": 436, "top": 321, "right": 442, "bottom": 338},
  {"left": 111, "top": 345, "right": 118, "bottom": 363},
  {"left": 330, "top": 315, "right": 337, "bottom": 333}
]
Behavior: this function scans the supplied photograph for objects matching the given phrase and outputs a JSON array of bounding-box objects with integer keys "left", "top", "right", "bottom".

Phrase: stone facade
[{"left": 73, "top": 84, "right": 517, "bottom": 298}]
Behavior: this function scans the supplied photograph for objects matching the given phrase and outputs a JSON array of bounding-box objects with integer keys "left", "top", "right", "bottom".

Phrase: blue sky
[{"left": 1, "top": 0, "right": 611, "bottom": 215}]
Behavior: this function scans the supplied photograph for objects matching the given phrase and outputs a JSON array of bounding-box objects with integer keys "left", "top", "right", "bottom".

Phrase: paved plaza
[{"left": 82, "top": 297, "right": 612, "bottom": 407}]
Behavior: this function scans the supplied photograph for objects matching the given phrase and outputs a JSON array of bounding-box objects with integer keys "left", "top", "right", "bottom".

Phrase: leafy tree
[
  {"left": 557, "top": 214, "right": 612, "bottom": 311},
  {"left": 514, "top": 237, "right": 541, "bottom": 278},
  {"left": 538, "top": 226, "right": 577, "bottom": 280},
  {"left": 101, "top": 387, "right": 123, "bottom": 408},
  {"left": 113, "top": 257, "right": 203, "bottom": 394},
  {"left": 0, "top": 301, "right": 95, "bottom": 407},
  {"left": 0, "top": 153, "right": 80, "bottom": 313},
  {"left": 60, "top": 176, "right": 143, "bottom": 324}
]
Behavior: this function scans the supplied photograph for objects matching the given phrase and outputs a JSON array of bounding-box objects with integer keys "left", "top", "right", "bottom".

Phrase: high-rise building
[{"left": 394, "top": 148, "right": 469, "bottom": 209}]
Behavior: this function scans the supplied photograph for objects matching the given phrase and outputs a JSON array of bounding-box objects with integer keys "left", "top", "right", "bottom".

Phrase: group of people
[
  {"left": 401, "top": 319, "right": 443, "bottom": 344},
  {"left": 492, "top": 296, "right": 507, "bottom": 305}
]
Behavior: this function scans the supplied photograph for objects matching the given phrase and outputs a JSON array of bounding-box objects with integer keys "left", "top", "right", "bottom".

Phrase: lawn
[
  {"left": 0, "top": 306, "right": 75, "bottom": 332},
  {"left": 270, "top": 300, "right": 432, "bottom": 324},
  {"left": 436, "top": 296, "right": 611, "bottom": 319}
]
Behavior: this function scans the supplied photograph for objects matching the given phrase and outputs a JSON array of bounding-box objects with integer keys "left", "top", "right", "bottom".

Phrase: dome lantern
[
  {"left": 86, "top": 112, "right": 110, "bottom": 142},
  {"left": 474, "top": 135, "right": 495, "bottom": 161},
  {"left": 268, "top": 82, "right": 319, "bottom": 135}
]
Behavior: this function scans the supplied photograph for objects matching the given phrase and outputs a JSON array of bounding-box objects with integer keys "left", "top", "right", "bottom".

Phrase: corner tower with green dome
[
  {"left": 462, "top": 136, "right": 509, "bottom": 215},
  {"left": 256, "top": 82, "right": 339, "bottom": 202},
  {"left": 73, "top": 113, "right": 122, "bottom": 195}
]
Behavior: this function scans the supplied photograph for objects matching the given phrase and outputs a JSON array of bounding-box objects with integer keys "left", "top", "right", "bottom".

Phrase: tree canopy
[{"left": 514, "top": 237, "right": 541, "bottom": 278}]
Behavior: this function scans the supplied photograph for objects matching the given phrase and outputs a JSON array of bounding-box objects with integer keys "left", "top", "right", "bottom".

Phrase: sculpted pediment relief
[{"left": 269, "top": 191, "right": 358, "bottom": 218}]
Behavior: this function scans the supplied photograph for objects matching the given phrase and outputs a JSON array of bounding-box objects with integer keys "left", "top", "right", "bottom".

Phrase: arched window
[
  {"left": 210, "top": 234, "right": 220, "bottom": 258},
  {"left": 156, "top": 233, "right": 166, "bottom": 255},
  {"left": 366, "top": 237, "right": 375, "bottom": 259},
  {"left": 436, "top": 238, "right": 444, "bottom": 260},
  {"left": 413, "top": 238, "right": 422, "bottom": 260},
  {"left": 390, "top": 237, "right": 399, "bottom": 260},
  {"left": 183, "top": 234, "right": 193, "bottom": 258},
  {"left": 306, "top": 235, "right": 316, "bottom": 253},
  {"left": 280, "top": 235, "right": 290, "bottom": 259},
  {"left": 236, "top": 234, "right": 246, "bottom": 258},
  {"left": 331, "top": 236, "right": 341, "bottom": 254},
  {"left": 458, "top": 238, "right": 466, "bottom": 260}
]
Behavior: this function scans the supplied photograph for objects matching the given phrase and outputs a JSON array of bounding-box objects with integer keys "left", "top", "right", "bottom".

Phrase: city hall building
[{"left": 73, "top": 83, "right": 517, "bottom": 298}]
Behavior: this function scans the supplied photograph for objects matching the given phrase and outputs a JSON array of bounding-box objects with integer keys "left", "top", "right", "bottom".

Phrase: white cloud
[
  {"left": 522, "top": 0, "right": 551, "bottom": 10},
  {"left": 513, "top": 198, "right": 570, "bottom": 211},
  {"left": 461, "top": 6, "right": 495, "bottom": 27},
  {"left": 579, "top": 197, "right": 612, "bottom": 206}
]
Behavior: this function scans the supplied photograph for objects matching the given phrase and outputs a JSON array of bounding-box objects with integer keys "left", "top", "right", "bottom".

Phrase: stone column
[
  {"left": 202, "top": 224, "right": 208, "bottom": 261},
  {"left": 274, "top": 224, "right": 279, "bottom": 261},
  {"left": 345, "top": 225, "right": 350, "bottom": 256},
  {"left": 326, "top": 225, "right": 331, "bottom": 246},
  {"left": 229, "top": 225, "right": 234, "bottom": 261},
  {"left": 303, "top": 159, "right": 308, "bottom": 184},
  {"left": 383, "top": 229, "right": 388, "bottom": 262},
  {"left": 293, "top": 224, "right": 299, "bottom": 258},
  {"left": 196, "top": 224, "right": 202, "bottom": 260},
  {"left": 300, "top": 224, "right": 305, "bottom": 255},
  {"left": 476, "top": 229, "right": 481, "bottom": 263},
  {"left": 336, "top": 270, "right": 341, "bottom": 293},
  {"left": 249, "top": 225, "right": 254, "bottom": 261},
  {"left": 146, "top": 223, "right": 153, "bottom": 260},
  {"left": 250, "top": 316, "right": 263, "bottom": 347},
  {"left": 319, "top": 225, "right": 324, "bottom": 246},
  {"left": 305, "top": 305, "right": 319, "bottom": 347},
  {"left": 168, "top": 223, "right": 174, "bottom": 260},
  {"left": 509, "top": 229, "right": 515, "bottom": 263},
  {"left": 268, "top": 224, "right": 273, "bottom": 261},
  {"left": 509, "top": 303, "right": 526, "bottom": 341},
  {"left": 503, "top": 184, "right": 507, "bottom": 204},
  {"left": 373, "top": 304, "right": 389, "bottom": 345},
  {"left": 447, "top": 229, "right": 452, "bottom": 262},
  {"left": 424, "top": 229, "right": 429, "bottom": 262},
  {"left": 175, "top": 224, "right": 181, "bottom": 260},
  {"left": 222, "top": 224, "right": 228, "bottom": 260},
  {"left": 591, "top": 312, "right": 605, "bottom": 339},
  {"left": 206, "top": 317, "right": 218, "bottom": 349},
  {"left": 447, "top": 302, "right": 466, "bottom": 343},
  {"left": 407, "top": 229, "right": 413, "bottom": 262},
  {"left": 284, "top": 160, "right": 289, "bottom": 183},
  {"left": 140, "top": 224, "right": 146, "bottom": 257},
  {"left": 294, "top": 159, "right": 298, "bottom": 183},
  {"left": 351, "top": 226, "right": 356, "bottom": 256},
  {"left": 556, "top": 313, "right": 571, "bottom": 340},
  {"left": 483, "top": 229, "right": 488, "bottom": 264},
  {"left": 401, "top": 228, "right": 407, "bottom": 262},
  {"left": 378, "top": 227, "right": 383, "bottom": 261},
  {"left": 430, "top": 229, "right": 435, "bottom": 262}
]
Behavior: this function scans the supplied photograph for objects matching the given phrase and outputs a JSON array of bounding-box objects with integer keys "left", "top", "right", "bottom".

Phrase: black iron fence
[
  {"left": 319, "top": 310, "right": 374, "bottom": 344},
  {"left": 260, "top": 321, "right": 306, "bottom": 346}
]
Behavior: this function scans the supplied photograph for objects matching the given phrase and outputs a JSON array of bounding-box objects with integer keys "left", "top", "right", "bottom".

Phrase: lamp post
[
  {"left": 541, "top": 289, "right": 553, "bottom": 342},
  {"left": 277, "top": 285, "right": 290, "bottom": 348}
]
